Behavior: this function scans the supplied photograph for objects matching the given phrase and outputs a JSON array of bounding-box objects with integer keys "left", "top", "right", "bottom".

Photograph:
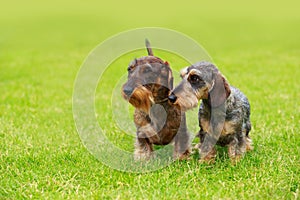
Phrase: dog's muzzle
[{"left": 123, "top": 86, "right": 134, "bottom": 97}]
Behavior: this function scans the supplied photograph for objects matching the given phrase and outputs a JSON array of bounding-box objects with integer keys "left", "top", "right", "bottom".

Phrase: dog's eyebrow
[{"left": 189, "top": 69, "right": 202, "bottom": 76}]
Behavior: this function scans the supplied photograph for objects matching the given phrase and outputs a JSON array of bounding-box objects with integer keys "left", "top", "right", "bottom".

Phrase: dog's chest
[
  {"left": 156, "top": 104, "right": 181, "bottom": 144},
  {"left": 200, "top": 118, "right": 236, "bottom": 136},
  {"left": 134, "top": 104, "right": 181, "bottom": 145}
]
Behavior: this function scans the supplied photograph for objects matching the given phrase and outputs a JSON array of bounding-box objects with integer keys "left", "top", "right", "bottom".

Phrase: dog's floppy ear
[
  {"left": 145, "top": 39, "right": 153, "bottom": 56},
  {"left": 209, "top": 72, "right": 231, "bottom": 107},
  {"left": 162, "top": 61, "right": 173, "bottom": 89}
]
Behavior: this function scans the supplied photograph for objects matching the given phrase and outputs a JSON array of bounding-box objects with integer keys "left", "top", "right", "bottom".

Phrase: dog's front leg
[
  {"left": 197, "top": 119, "right": 218, "bottom": 163},
  {"left": 134, "top": 136, "right": 153, "bottom": 161},
  {"left": 174, "top": 114, "right": 191, "bottom": 160},
  {"left": 134, "top": 124, "right": 160, "bottom": 160},
  {"left": 198, "top": 120, "right": 223, "bottom": 163},
  {"left": 198, "top": 133, "right": 217, "bottom": 163},
  {"left": 199, "top": 105, "right": 226, "bottom": 163}
]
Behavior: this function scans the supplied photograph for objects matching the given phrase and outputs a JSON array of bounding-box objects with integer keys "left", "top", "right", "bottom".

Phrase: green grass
[{"left": 1, "top": 0, "right": 300, "bottom": 199}]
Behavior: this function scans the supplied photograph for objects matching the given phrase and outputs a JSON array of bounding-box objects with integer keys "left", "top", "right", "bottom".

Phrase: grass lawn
[{"left": 1, "top": 0, "right": 300, "bottom": 199}]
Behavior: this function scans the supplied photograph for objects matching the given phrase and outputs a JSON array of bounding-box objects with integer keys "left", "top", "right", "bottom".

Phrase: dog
[
  {"left": 122, "top": 40, "right": 190, "bottom": 160},
  {"left": 168, "top": 61, "right": 253, "bottom": 163}
]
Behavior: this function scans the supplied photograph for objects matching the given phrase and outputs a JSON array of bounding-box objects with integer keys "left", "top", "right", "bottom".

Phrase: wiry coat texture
[
  {"left": 170, "top": 61, "right": 253, "bottom": 162},
  {"left": 122, "top": 40, "right": 190, "bottom": 160}
]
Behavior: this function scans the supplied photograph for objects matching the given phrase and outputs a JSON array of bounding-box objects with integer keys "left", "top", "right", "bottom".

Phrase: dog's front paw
[
  {"left": 134, "top": 150, "right": 154, "bottom": 161},
  {"left": 198, "top": 146, "right": 217, "bottom": 164},
  {"left": 174, "top": 149, "right": 191, "bottom": 161}
]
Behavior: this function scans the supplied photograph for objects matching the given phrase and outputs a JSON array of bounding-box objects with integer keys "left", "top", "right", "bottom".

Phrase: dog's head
[
  {"left": 168, "top": 61, "right": 231, "bottom": 110},
  {"left": 122, "top": 40, "right": 173, "bottom": 112}
]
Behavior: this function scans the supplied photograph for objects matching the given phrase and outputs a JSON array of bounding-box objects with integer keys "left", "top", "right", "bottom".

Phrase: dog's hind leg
[
  {"left": 228, "top": 131, "right": 247, "bottom": 164},
  {"left": 244, "top": 120, "right": 253, "bottom": 151}
]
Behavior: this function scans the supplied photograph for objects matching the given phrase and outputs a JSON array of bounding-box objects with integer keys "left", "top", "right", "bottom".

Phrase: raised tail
[{"left": 145, "top": 39, "right": 153, "bottom": 56}]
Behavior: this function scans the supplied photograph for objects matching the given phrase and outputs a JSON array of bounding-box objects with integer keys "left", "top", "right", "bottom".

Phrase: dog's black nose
[
  {"left": 123, "top": 86, "right": 134, "bottom": 96},
  {"left": 168, "top": 93, "right": 177, "bottom": 103}
]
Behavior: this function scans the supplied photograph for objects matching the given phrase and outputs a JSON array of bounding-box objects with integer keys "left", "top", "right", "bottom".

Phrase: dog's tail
[{"left": 145, "top": 39, "right": 153, "bottom": 56}]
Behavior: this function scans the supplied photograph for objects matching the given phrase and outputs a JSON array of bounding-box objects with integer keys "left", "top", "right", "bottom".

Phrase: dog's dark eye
[
  {"left": 189, "top": 74, "right": 206, "bottom": 88},
  {"left": 189, "top": 74, "right": 200, "bottom": 83},
  {"left": 127, "top": 66, "right": 134, "bottom": 72}
]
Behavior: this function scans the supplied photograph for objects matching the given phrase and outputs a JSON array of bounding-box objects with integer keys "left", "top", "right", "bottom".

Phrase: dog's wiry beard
[
  {"left": 128, "top": 86, "right": 154, "bottom": 113},
  {"left": 172, "top": 82, "right": 199, "bottom": 111},
  {"left": 195, "top": 87, "right": 209, "bottom": 100},
  {"left": 175, "top": 93, "right": 198, "bottom": 112}
]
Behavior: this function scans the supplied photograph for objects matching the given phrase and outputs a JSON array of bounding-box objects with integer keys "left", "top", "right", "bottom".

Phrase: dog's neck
[
  {"left": 152, "top": 85, "right": 170, "bottom": 104},
  {"left": 202, "top": 99, "right": 211, "bottom": 108},
  {"left": 146, "top": 83, "right": 170, "bottom": 104}
]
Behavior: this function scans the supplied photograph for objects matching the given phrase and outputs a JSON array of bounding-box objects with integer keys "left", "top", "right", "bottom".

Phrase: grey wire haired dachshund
[
  {"left": 168, "top": 61, "right": 253, "bottom": 163},
  {"left": 121, "top": 40, "right": 191, "bottom": 160}
]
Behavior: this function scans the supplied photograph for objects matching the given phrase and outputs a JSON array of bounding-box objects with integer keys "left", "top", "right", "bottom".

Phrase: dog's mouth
[{"left": 122, "top": 85, "right": 154, "bottom": 112}]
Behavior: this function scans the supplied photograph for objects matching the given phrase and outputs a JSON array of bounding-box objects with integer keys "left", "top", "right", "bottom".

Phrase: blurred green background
[{"left": 1, "top": 0, "right": 299, "bottom": 199}]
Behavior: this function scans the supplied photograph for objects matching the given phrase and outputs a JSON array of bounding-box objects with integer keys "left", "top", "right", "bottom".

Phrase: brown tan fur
[
  {"left": 122, "top": 40, "right": 191, "bottom": 160},
  {"left": 169, "top": 61, "right": 253, "bottom": 163}
]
